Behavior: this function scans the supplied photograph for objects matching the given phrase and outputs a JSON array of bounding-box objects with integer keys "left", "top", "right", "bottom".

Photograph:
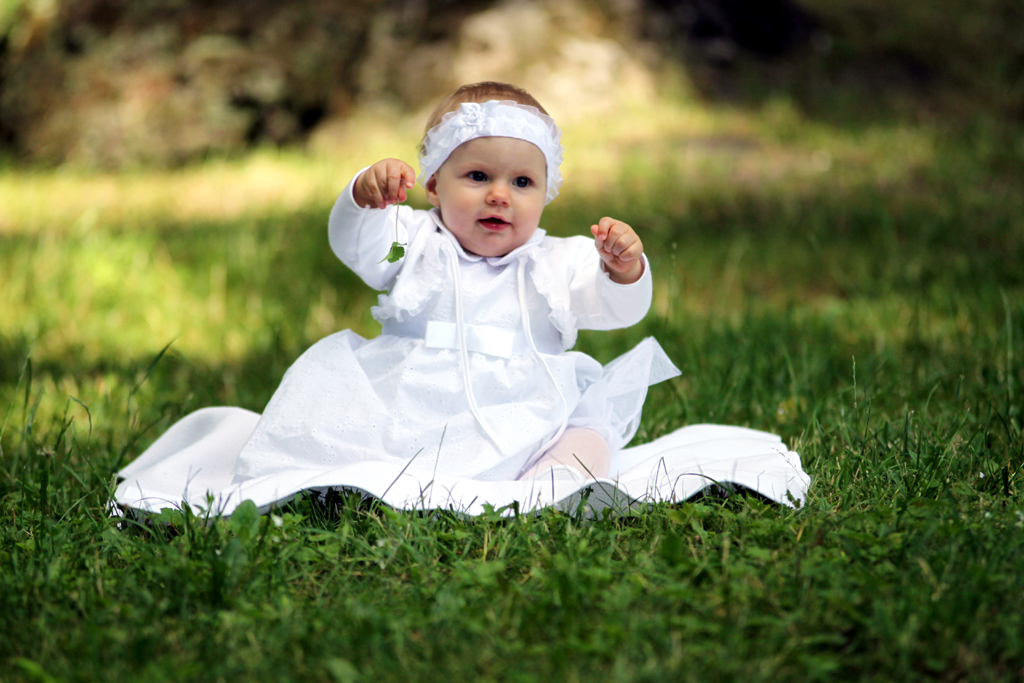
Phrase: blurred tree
[
  {"left": 0, "top": 0, "right": 1021, "bottom": 167},
  {"left": 644, "top": 0, "right": 815, "bottom": 60}
]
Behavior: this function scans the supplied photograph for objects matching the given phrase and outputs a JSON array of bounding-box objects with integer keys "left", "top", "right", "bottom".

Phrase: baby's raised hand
[
  {"left": 591, "top": 217, "right": 644, "bottom": 284},
  {"left": 353, "top": 158, "right": 417, "bottom": 210}
]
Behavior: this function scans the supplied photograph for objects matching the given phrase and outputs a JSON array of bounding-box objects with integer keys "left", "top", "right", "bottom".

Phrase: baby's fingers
[
  {"left": 359, "top": 170, "right": 387, "bottom": 209},
  {"left": 591, "top": 216, "right": 619, "bottom": 250},
  {"left": 608, "top": 230, "right": 639, "bottom": 258},
  {"left": 598, "top": 219, "right": 640, "bottom": 255},
  {"left": 383, "top": 162, "right": 416, "bottom": 205},
  {"left": 375, "top": 166, "right": 400, "bottom": 208},
  {"left": 613, "top": 239, "right": 644, "bottom": 264},
  {"left": 353, "top": 159, "right": 416, "bottom": 209}
]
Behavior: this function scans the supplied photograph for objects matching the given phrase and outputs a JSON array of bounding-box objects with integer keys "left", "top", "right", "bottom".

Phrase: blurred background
[
  {"left": 1, "top": 0, "right": 1022, "bottom": 167},
  {"left": 1, "top": 0, "right": 1022, "bottom": 452}
]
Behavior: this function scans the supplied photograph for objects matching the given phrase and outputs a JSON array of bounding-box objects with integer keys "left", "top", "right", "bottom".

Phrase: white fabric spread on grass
[
  {"left": 116, "top": 408, "right": 808, "bottom": 516},
  {"left": 113, "top": 174, "right": 811, "bottom": 517}
]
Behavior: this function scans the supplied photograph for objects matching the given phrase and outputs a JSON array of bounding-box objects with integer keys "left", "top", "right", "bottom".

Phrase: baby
[
  {"left": 347, "top": 82, "right": 647, "bottom": 479},
  {"left": 313, "top": 81, "right": 661, "bottom": 482},
  {"left": 114, "top": 82, "right": 810, "bottom": 516}
]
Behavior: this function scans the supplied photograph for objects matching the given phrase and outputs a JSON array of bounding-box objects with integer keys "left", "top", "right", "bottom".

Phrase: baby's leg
[{"left": 518, "top": 427, "right": 610, "bottom": 480}]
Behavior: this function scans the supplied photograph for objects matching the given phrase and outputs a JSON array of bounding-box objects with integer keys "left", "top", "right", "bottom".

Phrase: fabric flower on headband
[
  {"left": 418, "top": 100, "right": 565, "bottom": 204},
  {"left": 459, "top": 104, "right": 487, "bottom": 128}
]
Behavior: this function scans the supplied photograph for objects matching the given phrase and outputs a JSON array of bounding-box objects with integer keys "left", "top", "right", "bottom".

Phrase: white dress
[{"left": 114, "top": 176, "right": 811, "bottom": 517}]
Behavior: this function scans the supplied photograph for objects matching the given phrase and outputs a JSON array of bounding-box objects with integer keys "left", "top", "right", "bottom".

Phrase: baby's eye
[
  {"left": 513, "top": 176, "right": 532, "bottom": 188},
  {"left": 469, "top": 171, "right": 488, "bottom": 182}
]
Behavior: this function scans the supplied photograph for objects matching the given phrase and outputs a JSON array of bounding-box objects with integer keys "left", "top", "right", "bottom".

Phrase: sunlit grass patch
[
  {"left": 1, "top": 94, "right": 947, "bottom": 234},
  {"left": 0, "top": 94, "right": 969, "bottom": 377}
]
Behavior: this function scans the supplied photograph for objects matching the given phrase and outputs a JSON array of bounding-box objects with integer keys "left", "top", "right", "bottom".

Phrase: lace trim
[
  {"left": 373, "top": 229, "right": 580, "bottom": 350},
  {"left": 371, "top": 232, "right": 448, "bottom": 323},
  {"left": 526, "top": 245, "right": 578, "bottom": 350}
]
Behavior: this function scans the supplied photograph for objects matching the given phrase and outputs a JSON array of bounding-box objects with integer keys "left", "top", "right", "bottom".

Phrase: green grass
[{"left": 1, "top": 97, "right": 1023, "bottom": 681}]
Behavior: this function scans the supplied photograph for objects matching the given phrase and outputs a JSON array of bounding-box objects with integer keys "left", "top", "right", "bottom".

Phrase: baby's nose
[{"left": 486, "top": 184, "right": 510, "bottom": 205}]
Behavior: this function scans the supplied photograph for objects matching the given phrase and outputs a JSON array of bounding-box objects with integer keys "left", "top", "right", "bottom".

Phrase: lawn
[{"left": 1, "top": 93, "right": 1023, "bottom": 681}]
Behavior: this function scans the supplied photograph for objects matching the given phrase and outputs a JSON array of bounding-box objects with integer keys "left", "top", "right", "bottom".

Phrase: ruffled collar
[{"left": 428, "top": 208, "right": 546, "bottom": 266}]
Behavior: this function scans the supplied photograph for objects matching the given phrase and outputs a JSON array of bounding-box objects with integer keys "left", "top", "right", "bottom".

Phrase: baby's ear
[{"left": 425, "top": 175, "right": 441, "bottom": 208}]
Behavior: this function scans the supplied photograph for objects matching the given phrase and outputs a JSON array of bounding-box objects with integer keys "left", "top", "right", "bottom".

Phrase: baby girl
[
  {"left": 335, "top": 81, "right": 658, "bottom": 482},
  {"left": 247, "top": 79, "right": 675, "bottom": 487},
  {"left": 114, "top": 82, "right": 809, "bottom": 516}
]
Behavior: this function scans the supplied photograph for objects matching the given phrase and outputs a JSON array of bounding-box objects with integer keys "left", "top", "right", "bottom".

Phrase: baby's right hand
[{"left": 353, "top": 158, "right": 417, "bottom": 210}]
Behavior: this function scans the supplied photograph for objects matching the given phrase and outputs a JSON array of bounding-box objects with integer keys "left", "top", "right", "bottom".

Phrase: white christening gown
[{"left": 114, "top": 177, "right": 810, "bottom": 517}]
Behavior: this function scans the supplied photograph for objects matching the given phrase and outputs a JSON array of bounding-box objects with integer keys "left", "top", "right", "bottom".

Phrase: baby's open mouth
[{"left": 479, "top": 217, "right": 510, "bottom": 229}]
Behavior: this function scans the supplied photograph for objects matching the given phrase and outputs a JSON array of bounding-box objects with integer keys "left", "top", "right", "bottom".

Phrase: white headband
[{"left": 418, "top": 100, "right": 564, "bottom": 204}]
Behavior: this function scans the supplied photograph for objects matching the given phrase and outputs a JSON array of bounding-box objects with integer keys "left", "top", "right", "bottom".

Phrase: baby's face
[{"left": 425, "top": 137, "right": 547, "bottom": 257}]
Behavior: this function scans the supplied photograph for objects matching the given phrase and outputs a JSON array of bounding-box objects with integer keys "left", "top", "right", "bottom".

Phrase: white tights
[{"left": 518, "top": 427, "right": 611, "bottom": 480}]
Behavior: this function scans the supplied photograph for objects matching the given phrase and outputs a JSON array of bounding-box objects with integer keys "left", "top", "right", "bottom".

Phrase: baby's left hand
[{"left": 591, "top": 217, "right": 644, "bottom": 284}]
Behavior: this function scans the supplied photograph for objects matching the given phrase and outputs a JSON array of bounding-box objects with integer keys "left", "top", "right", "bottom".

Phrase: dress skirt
[{"left": 114, "top": 333, "right": 810, "bottom": 517}]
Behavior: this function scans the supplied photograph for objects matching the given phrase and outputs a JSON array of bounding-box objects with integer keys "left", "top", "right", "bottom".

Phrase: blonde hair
[{"left": 420, "top": 82, "right": 548, "bottom": 154}]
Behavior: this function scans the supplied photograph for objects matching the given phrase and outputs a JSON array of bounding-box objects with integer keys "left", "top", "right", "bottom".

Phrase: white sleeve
[
  {"left": 327, "top": 167, "right": 417, "bottom": 291},
  {"left": 568, "top": 242, "right": 653, "bottom": 331}
]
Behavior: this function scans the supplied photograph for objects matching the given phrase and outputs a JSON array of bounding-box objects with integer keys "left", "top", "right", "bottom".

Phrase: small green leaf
[
  {"left": 380, "top": 242, "right": 406, "bottom": 263},
  {"left": 379, "top": 201, "right": 405, "bottom": 263},
  {"left": 228, "top": 499, "right": 260, "bottom": 543}
]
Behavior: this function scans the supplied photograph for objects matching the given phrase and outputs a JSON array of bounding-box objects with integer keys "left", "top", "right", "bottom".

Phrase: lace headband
[{"left": 417, "top": 100, "right": 564, "bottom": 204}]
